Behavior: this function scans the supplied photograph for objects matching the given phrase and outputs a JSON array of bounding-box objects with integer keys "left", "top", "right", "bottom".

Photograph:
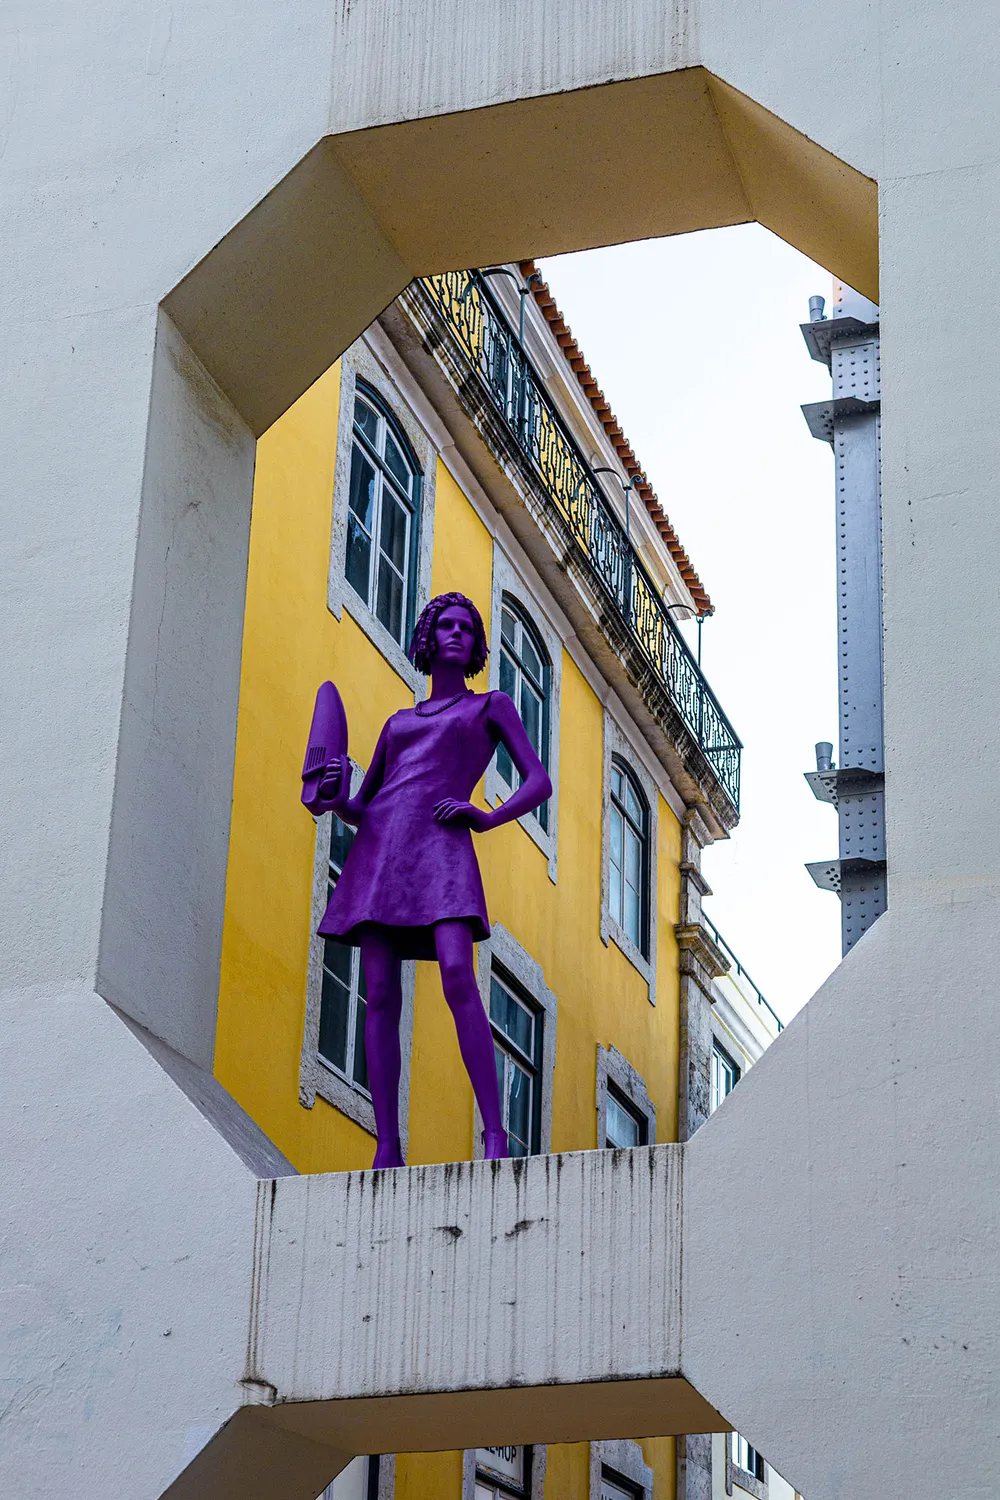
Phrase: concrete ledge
[{"left": 251, "top": 1147, "right": 685, "bottom": 1399}]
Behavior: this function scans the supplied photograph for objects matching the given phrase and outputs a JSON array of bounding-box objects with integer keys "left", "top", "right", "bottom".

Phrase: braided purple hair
[{"left": 408, "top": 592, "right": 489, "bottom": 678}]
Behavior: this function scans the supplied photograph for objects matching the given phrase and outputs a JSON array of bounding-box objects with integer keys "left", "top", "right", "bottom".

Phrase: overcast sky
[{"left": 539, "top": 226, "right": 842, "bottom": 1022}]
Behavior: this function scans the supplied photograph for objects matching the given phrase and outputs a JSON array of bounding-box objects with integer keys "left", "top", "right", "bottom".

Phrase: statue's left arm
[{"left": 433, "top": 691, "right": 552, "bottom": 832}]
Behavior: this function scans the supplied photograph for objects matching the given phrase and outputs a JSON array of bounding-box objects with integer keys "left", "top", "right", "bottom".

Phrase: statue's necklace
[{"left": 415, "top": 691, "right": 469, "bottom": 717}]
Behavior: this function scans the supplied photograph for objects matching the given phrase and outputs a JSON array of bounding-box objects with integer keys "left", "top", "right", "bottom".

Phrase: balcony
[
  {"left": 410, "top": 269, "right": 741, "bottom": 818},
  {"left": 702, "top": 913, "right": 784, "bottom": 1034}
]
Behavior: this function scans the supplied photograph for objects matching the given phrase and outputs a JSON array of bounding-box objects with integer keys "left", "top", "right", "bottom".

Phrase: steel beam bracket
[{"left": 800, "top": 316, "right": 879, "bottom": 369}]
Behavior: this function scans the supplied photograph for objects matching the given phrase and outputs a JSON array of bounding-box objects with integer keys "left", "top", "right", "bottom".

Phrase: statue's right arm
[{"left": 329, "top": 721, "right": 390, "bottom": 826}]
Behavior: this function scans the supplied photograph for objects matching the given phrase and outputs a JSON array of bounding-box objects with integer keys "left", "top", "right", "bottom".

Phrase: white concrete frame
[
  {"left": 6, "top": 3, "right": 1000, "bottom": 1498},
  {"left": 328, "top": 338, "right": 438, "bottom": 694},
  {"left": 601, "top": 711, "right": 659, "bottom": 1003},
  {"left": 596, "top": 1044, "right": 657, "bottom": 1148},
  {"left": 484, "top": 546, "right": 563, "bottom": 883}
]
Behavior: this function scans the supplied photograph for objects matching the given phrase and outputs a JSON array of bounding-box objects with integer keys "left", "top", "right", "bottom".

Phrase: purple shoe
[{"left": 483, "top": 1130, "right": 509, "bottom": 1161}]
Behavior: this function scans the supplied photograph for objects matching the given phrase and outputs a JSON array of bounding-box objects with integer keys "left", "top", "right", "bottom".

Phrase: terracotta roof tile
[{"left": 518, "top": 259, "right": 712, "bottom": 616}]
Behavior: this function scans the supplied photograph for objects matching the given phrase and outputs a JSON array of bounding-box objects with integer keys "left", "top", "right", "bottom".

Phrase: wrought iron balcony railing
[{"left": 418, "top": 268, "right": 742, "bottom": 811}]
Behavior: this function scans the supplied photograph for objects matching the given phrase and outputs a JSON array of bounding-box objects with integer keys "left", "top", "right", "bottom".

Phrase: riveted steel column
[{"left": 802, "top": 284, "right": 888, "bottom": 953}]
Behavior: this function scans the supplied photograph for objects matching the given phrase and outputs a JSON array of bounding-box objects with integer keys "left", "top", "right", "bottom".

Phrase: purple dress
[{"left": 318, "top": 691, "right": 499, "bottom": 960}]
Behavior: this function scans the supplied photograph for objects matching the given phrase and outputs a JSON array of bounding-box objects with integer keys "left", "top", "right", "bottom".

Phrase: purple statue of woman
[{"left": 311, "top": 592, "right": 552, "bottom": 1169}]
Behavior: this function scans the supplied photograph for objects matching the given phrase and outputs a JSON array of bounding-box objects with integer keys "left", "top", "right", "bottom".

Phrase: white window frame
[
  {"left": 489, "top": 967, "right": 543, "bottom": 1158},
  {"left": 609, "top": 756, "right": 651, "bottom": 956},
  {"left": 314, "top": 809, "right": 370, "bottom": 1095},
  {"left": 484, "top": 547, "right": 561, "bottom": 884},
  {"left": 299, "top": 771, "right": 416, "bottom": 1147},
  {"left": 726, "top": 1431, "right": 768, "bottom": 1499},
  {"left": 600, "top": 712, "right": 659, "bottom": 1004},
  {"left": 596, "top": 1044, "right": 656, "bottom": 1149},
  {"left": 588, "top": 1440, "right": 653, "bottom": 1500},
  {"left": 328, "top": 338, "right": 437, "bottom": 692},
  {"left": 474, "top": 923, "right": 557, "bottom": 1160},
  {"left": 344, "top": 386, "right": 419, "bottom": 650},
  {"left": 710, "top": 1039, "right": 741, "bottom": 1114},
  {"left": 494, "top": 599, "right": 549, "bottom": 815}
]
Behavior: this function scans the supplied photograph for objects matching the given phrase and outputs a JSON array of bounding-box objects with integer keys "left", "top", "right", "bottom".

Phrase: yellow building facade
[{"left": 214, "top": 266, "right": 743, "bottom": 1500}]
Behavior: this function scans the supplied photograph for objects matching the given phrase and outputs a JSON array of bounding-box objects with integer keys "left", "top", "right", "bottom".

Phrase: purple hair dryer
[{"left": 301, "top": 680, "right": 348, "bottom": 815}]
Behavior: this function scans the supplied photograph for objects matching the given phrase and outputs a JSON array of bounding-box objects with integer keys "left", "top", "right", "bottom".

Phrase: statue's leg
[
  {"left": 434, "top": 919, "right": 509, "bottom": 1160},
  {"left": 359, "top": 928, "right": 405, "bottom": 1168}
]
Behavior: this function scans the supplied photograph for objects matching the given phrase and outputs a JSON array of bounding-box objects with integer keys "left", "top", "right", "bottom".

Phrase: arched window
[
  {"left": 345, "top": 383, "right": 421, "bottom": 645},
  {"left": 496, "top": 596, "right": 551, "bottom": 830},
  {"left": 609, "top": 757, "right": 650, "bottom": 958}
]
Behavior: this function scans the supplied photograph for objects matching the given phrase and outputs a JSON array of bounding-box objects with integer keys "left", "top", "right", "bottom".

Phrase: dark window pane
[
  {"left": 346, "top": 514, "right": 372, "bottom": 604},
  {"left": 329, "top": 816, "right": 355, "bottom": 875},
  {"left": 610, "top": 805, "right": 624, "bottom": 871},
  {"left": 383, "top": 432, "right": 411, "bottom": 493},
  {"left": 498, "top": 650, "right": 517, "bottom": 699},
  {"left": 490, "top": 978, "right": 533, "bottom": 1058},
  {"left": 348, "top": 446, "right": 376, "bottom": 528},
  {"left": 318, "top": 969, "right": 350, "bottom": 1071},
  {"left": 609, "top": 808, "right": 624, "bottom": 929},
  {"left": 496, "top": 742, "right": 514, "bottom": 787},
  {"left": 520, "top": 632, "right": 542, "bottom": 686},
  {"left": 611, "top": 765, "right": 623, "bottom": 801},
  {"left": 375, "top": 557, "right": 404, "bottom": 642},
  {"left": 506, "top": 1062, "right": 532, "bottom": 1153},
  {"left": 624, "top": 881, "right": 641, "bottom": 948},
  {"left": 625, "top": 824, "right": 642, "bottom": 890},
  {"left": 354, "top": 398, "right": 379, "bottom": 446},
  {"left": 520, "top": 682, "right": 541, "bottom": 756},
  {"left": 610, "top": 874, "right": 623, "bottom": 929},
  {"left": 352, "top": 994, "right": 368, "bottom": 1090},
  {"left": 497, "top": 652, "right": 518, "bottom": 788},
  {"left": 322, "top": 934, "right": 353, "bottom": 987},
  {"left": 501, "top": 607, "right": 517, "bottom": 648},
  {"left": 606, "top": 1093, "right": 642, "bottom": 1149},
  {"left": 380, "top": 491, "right": 409, "bottom": 571}
]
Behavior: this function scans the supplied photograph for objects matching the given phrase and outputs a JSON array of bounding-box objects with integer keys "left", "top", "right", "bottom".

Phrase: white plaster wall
[
  {"left": 0, "top": 0, "right": 339, "bottom": 1018},
  {"left": 0, "top": 986, "right": 258, "bottom": 1499},
  {"left": 98, "top": 312, "right": 255, "bottom": 1066},
  {"left": 683, "top": 901, "right": 1000, "bottom": 1500}
]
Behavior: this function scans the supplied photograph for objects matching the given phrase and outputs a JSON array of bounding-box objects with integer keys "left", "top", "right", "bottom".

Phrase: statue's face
[{"left": 432, "top": 605, "right": 477, "bottom": 669}]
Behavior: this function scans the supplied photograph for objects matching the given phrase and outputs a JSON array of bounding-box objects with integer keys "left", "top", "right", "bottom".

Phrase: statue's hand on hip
[{"left": 433, "top": 799, "right": 493, "bottom": 832}]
